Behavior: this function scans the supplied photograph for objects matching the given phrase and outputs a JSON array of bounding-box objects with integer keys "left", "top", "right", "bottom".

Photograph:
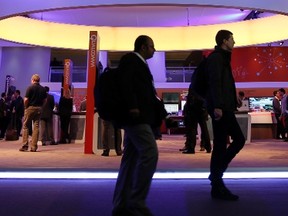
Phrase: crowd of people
[
  {"left": 0, "top": 74, "right": 76, "bottom": 151},
  {"left": 1, "top": 30, "right": 282, "bottom": 215}
]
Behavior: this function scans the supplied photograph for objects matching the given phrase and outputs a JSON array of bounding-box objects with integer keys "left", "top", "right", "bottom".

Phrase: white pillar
[{"left": 147, "top": 51, "right": 166, "bottom": 83}]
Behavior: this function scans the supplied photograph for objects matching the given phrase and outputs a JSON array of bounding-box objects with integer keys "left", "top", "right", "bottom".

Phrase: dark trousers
[
  {"left": 0, "top": 116, "right": 9, "bottom": 138},
  {"left": 102, "top": 120, "right": 122, "bottom": 153},
  {"left": 113, "top": 124, "right": 158, "bottom": 215},
  {"left": 184, "top": 110, "right": 211, "bottom": 151},
  {"left": 282, "top": 115, "right": 288, "bottom": 139},
  {"left": 15, "top": 116, "right": 23, "bottom": 137},
  {"left": 60, "top": 115, "right": 71, "bottom": 142},
  {"left": 275, "top": 114, "right": 285, "bottom": 139},
  {"left": 209, "top": 111, "right": 245, "bottom": 182},
  {"left": 40, "top": 117, "right": 54, "bottom": 143}
]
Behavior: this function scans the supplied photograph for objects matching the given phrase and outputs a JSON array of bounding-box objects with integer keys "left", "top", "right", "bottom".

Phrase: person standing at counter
[
  {"left": 11, "top": 90, "right": 24, "bottom": 138},
  {"left": 40, "top": 86, "right": 56, "bottom": 145},
  {"left": 206, "top": 30, "right": 245, "bottom": 201},
  {"left": 58, "top": 88, "right": 73, "bottom": 144},
  {"left": 101, "top": 120, "right": 122, "bottom": 156},
  {"left": 19, "top": 74, "right": 47, "bottom": 152},
  {"left": 182, "top": 90, "right": 211, "bottom": 154},
  {"left": 279, "top": 88, "right": 288, "bottom": 141},
  {"left": 79, "top": 95, "right": 87, "bottom": 112},
  {"left": 272, "top": 90, "right": 285, "bottom": 139},
  {"left": 0, "top": 93, "right": 8, "bottom": 140}
]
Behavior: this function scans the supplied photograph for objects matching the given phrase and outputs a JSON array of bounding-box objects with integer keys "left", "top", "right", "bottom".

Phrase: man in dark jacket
[
  {"left": 206, "top": 30, "right": 245, "bottom": 201},
  {"left": 112, "top": 35, "right": 166, "bottom": 216},
  {"left": 40, "top": 86, "right": 56, "bottom": 145},
  {"left": 11, "top": 90, "right": 24, "bottom": 137},
  {"left": 182, "top": 90, "right": 211, "bottom": 154},
  {"left": 272, "top": 90, "right": 284, "bottom": 139},
  {"left": 0, "top": 92, "right": 8, "bottom": 139}
]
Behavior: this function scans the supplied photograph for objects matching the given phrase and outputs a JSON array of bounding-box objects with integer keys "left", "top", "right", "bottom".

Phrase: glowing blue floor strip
[{"left": 0, "top": 171, "right": 288, "bottom": 179}]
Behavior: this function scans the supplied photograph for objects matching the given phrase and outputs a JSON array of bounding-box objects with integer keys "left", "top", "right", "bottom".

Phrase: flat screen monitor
[
  {"left": 164, "top": 103, "right": 179, "bottom": 114},
  {"left": 162, "top": 92, "right": 180, "bottom": 103},
  {"left": 248, "top": 97, "right": 274, "bottom": 112}
]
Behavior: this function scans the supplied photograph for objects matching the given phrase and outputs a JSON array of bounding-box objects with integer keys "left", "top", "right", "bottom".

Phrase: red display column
[
  {"left": 63, "top": 59, "right": 72, "bottom": 95},
  {"left": 84, "top": 31, "right": 99, "bottom": 154}
]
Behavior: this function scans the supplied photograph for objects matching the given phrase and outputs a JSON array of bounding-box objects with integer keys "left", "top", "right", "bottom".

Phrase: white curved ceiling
[
  {"left": 0, "top": 0, "right": 287, "bottom": 49},
  {"left": 27, "top": 6, "right": 270, "bottom": 27}
]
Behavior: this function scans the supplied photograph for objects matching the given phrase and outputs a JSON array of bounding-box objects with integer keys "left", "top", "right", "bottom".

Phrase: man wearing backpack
[
  {"left": 112, "top": 35, "right": 166, "bottom": 216},
  {"left": 205, "top": 30, "right": 245, "bottom": 201}
]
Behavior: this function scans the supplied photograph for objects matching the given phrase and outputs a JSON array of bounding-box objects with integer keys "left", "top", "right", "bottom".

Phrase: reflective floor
[
  {"left": 1, "top": 135, "right": 288, "bottom": 215},
  {"left": 0, "top": 178, "right": 287, "bottom": 216}
]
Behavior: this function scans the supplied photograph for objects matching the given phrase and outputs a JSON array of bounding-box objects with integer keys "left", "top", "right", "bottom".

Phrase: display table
[
  {"left": 52, "top": 112, "right": 86, "bottom": 144},
  {"left": 164, "top": 112, "right": 251, "bottom": 144},
  {"left": 207, "top": 112, "right": 251, "bottom": 144},
  {"left": 248, "top": 112, "right": 276, "bottom": 139}
]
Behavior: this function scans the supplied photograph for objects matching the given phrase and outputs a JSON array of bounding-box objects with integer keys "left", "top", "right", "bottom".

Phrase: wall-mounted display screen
[
  {"left": 162, "top": 92, "right": 180, "bottom": 103},
  {"left": 164, "top": 103, "right": 179, "bottom": 114},
  {"left": 248, "top": 97, "right": 274, "bottom": 112}
]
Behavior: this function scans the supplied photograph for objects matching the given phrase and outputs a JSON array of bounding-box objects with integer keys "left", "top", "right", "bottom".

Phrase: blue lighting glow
[{"left": 0, "top": 171, "right": 287, "bottom": 179}]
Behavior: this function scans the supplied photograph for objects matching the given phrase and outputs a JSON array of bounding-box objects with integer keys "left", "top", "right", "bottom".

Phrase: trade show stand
[
  {"left": 164, "top": 112, "right": 251, "bottom": 144},
  {"left": 248, "top": 111, "right": 276, "bottom": 139},
  {"left": 52, "top": 112, "right": 86, "bottom": 144}
]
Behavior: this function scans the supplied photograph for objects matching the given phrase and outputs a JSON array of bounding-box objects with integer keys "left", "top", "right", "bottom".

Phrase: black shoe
[
  {"left": 200, "top": 147, "right": 205, "bottom": 151},
  {"left": 30, "top": 149, "right": 37, "bottom": 152},
  {"left": 50, "top": 141, "right": 58, "bottom": 145},
  {"left": 182, "top": 149, "right": 195, "bottom": 154},
  {"left": 211, "top": 185, "right": 239, "bottom": 201},
  {"left": 101, "top": 150, "right": 109, "bottom": 157},
  {"left": 179, "top": 147, "right": 187, "bottom": 151},
  {"left": 205, "top": 147, "right": 212, "bottom": 153},
  {"left": 116, "top": 150, "right": 123, "bottom": 156},
  {"left": 19, "top": 145, "right": 28, "bottom": 152}
]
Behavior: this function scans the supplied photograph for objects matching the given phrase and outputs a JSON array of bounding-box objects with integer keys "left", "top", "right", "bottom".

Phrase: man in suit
[
  {"left": 11, "top": 90, "right": 24, "bottom": 137},
  {"left": 272, "top": 90, "right": 284, "bottom": 139},
  {"left": 279, "top": 88, "right": 288, "bottom": 141},
  {"left": 40, "top": 86, "right": 56, "bottom": 145},
  {"left": 112, "top": 35, "right": 165, "bottom": 216},
  {"left": 0, "top": 92, "right": 8, "bottom": 139}
]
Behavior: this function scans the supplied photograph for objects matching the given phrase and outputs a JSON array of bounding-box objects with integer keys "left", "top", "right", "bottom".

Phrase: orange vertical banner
[
  {"left": 84, "top": 31, "right": 99, "bottom": 154},
  {"left": 63, "top": 59, "right": 72, "bottom": 93}
]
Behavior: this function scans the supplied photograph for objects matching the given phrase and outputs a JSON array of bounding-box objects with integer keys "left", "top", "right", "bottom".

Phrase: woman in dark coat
[{"left": 58, "top": 89, "right": 73, "bottom": 143}]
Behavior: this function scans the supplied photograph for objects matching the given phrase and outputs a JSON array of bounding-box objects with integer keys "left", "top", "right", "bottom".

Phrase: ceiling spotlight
[{"left": 279, "top": 41, "right": 284, "bottom": 46}]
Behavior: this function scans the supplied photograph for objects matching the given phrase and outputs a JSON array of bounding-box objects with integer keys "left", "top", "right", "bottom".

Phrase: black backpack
[
  {"left": 95, "top": 67, "right": 122, "bottom": 122},
  {"left": 189, "top": 51, "right": 217, "bottom": 100}
]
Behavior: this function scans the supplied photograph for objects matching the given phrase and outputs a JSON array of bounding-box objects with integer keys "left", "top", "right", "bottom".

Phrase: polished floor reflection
[{"left": 0, "top": 178, "right": 287, "bottom": 216}]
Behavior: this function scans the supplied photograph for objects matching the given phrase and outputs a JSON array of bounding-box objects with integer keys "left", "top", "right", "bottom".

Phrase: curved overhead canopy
[{"left": 0, "top": 0, "right": 288, "bottom": 51}]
